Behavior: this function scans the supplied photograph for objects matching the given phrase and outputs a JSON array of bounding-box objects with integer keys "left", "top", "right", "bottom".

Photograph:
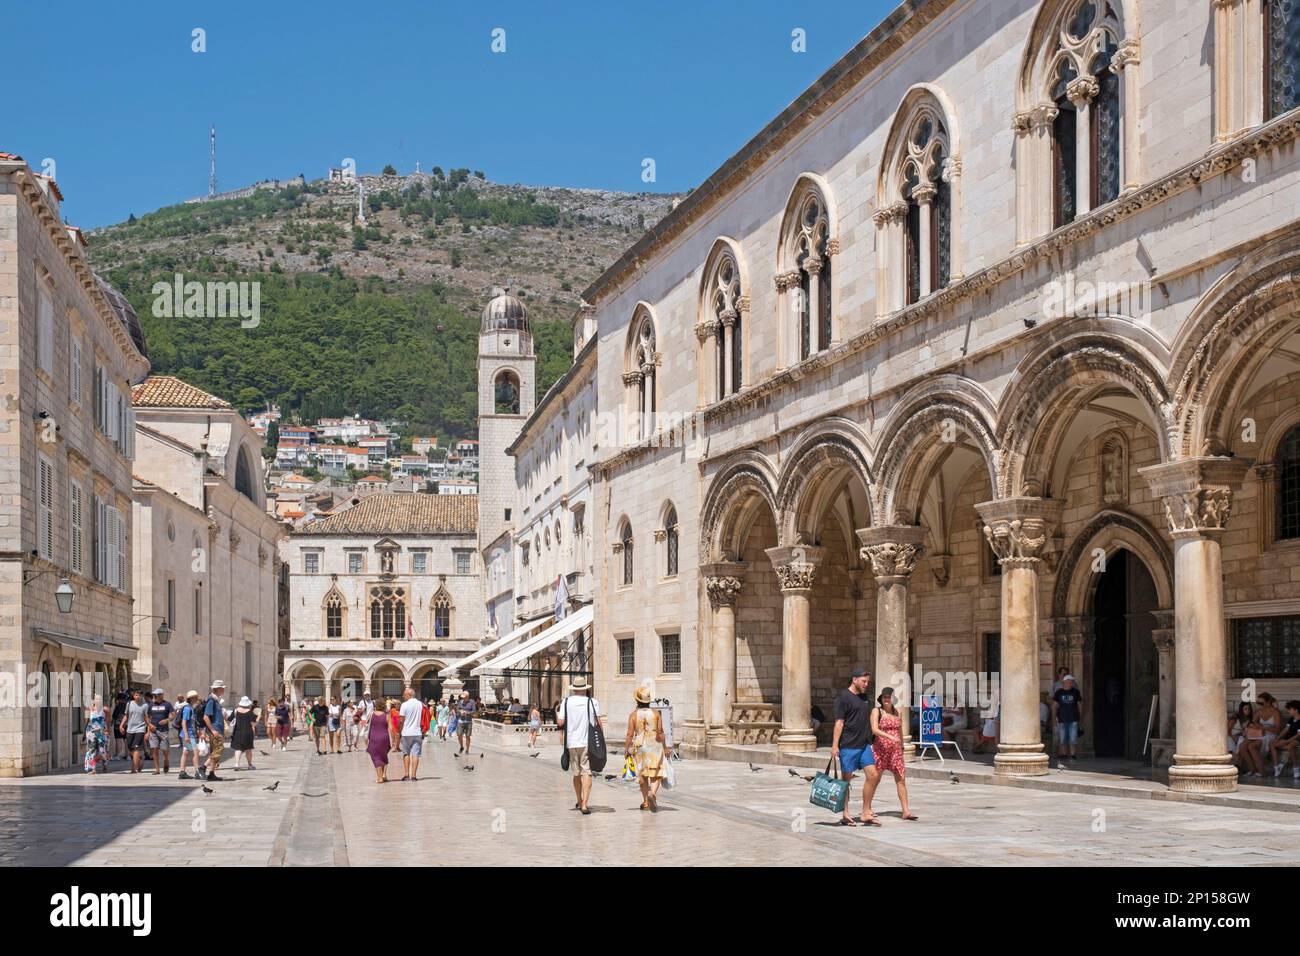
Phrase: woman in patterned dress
[
  {"left": 84, "top": 696, "right": 110, "bottom": 773},
  {"left": 870, "top": 687, "right": 918, "bottom": 821},
  {"left": 625, "top": 681, "right": 666, "bottom": 812}
]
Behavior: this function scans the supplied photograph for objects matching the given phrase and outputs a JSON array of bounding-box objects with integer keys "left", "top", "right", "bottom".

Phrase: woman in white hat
[
  {"left": 625, "top": 680, "right": 667, "bottom": 812},
  {"left": 229, "top": 695, "right": 258, "bottom": 770}
]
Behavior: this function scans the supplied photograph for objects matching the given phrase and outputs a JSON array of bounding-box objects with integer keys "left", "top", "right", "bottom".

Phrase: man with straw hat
[{"left": 555, "top": 676, "right": 604, "bottom": 815}]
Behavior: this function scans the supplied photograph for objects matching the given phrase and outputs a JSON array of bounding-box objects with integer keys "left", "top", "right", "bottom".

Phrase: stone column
[
  {"left": 1111, "top": 38, "right": 1142, "bottom": 190},
  {"left": 640, "top": 363, "right": 655, "bottom": 435},
  {"left": 719, "top": 308, "right": 737, "bottom": 397},
  {"left": 703, "top": 562, "right": 744, "bottom": 743},
  {"left": 694, "top": 319, "right": 719, "bottom": 406},
  {"left": 1150, "top": 608, "right": 1176, "bottom": 765},
  {"left": 765, "top": 545, "right": 824, "bottom": 754},
  {"left": 805, "top": 258, "right": 823, "bottom": 354},
  {"left": 912, "top": 183, "right": 936, "bottom": 299},
  {"left": 1140, "top": 457, "right": 1250, "bottom": 793},
  {"left": 975, "top": 497, "right": 1063, "bottom": 777},
  {"left": 1066, "top": 76, "right": 1099, "bottom": 217},
  {"left": 859, "top": 525, "right": 925, "bottom": 762},
  {"left": 621, "top": 370, "right": 642, "bottom": 443}
]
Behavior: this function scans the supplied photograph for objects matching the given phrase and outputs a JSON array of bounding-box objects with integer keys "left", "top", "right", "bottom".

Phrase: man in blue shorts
[{"left": 831, "top": 668, "right": 880, "bottom": 826}]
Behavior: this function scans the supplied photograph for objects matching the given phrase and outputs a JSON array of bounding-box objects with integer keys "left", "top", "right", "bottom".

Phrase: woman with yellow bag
[{"left": 625, "top": 680, "right": 666, "bottom": 812}]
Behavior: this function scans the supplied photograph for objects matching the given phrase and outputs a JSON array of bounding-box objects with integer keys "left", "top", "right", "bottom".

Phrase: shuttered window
[
  {"left": 69, "top": 481, "right": 84, "bottom": 574},
  {"left": 37, "top": 287, "right": 54, "bottom": 375},
  {"left": 37, "top": 455, "right": 54, "bottom": 560}
]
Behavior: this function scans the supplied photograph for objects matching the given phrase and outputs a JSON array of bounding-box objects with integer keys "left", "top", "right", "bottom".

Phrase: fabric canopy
[
  {"left": 438, "top": 613, "right": 552, "bottom": 677},
  {"left": 471, "top": 604, "right": 594, "bottom": 676}
]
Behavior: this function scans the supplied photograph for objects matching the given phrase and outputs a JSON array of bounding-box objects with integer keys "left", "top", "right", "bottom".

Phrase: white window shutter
[
  {"left": 116, "top": 507, "right": 127, "bottom": 591},
  {"left": 37, "top": 289, "right": 54, "bottom": 374},
  {"left": 37, "top": 457, "right": 53, "bottom": 560},
  {"left": 70, "top": 340, "right": 82, "bottom": 405}
]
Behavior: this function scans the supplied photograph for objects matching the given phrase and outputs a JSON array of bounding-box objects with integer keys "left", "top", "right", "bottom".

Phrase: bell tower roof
[{"left": 481, "top": 286, "right": 529, "bottom": 334}]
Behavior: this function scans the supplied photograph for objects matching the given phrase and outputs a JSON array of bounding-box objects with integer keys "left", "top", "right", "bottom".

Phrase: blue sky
[{"left": 3, "top": 1, "right": 894, "bottom": 228}]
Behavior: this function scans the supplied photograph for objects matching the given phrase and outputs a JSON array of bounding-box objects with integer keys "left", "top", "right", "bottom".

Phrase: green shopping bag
[{"left": 809, "top": 757, "right": 848, "bottom": 813}]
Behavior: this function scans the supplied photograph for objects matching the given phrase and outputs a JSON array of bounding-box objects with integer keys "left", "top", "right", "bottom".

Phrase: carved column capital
[
  {"left": 694, "top": 318, "right": 720, "bottom": 342},
  {"left": 719, "top": 307, "right": 738, "bottom": 328},
  {"left": 702, "top": 561, "right": 746, "bottom": 609},
  {"left": 773, "top": 270, "right": 802, "bottom": 292},
  {"left": 802, "top": 256, "right": 823, "bottom": 277},
  {"left": 872, "top": 200, "right": 909, "bottom": 226},
  {"left": 621, "top": 370, "right": 643, "bottom": 387},
  {"left": 1140, "top": 457, "right": 1252, "bottom": 538},
  {"left": 824, "top": 237, "right": 841, "bottom": 257},
  {"left": 765, "top": 545, "right": 824, "bottom": 593},
  {"left": 1066, "top": 76, "right": 1100, "bottom": 106},
  {"left": 856, "top": 525, "right": 926, "bottom": 583},
  {"left": 911, "top": 183, "right": 938, "bottom": 205},
  {"left": 1013, "top": 103, "right": 1059, "bottom": 134},
  {"left": 735, "top": 293, "right": 751, "bottom": 313},
  {"left": 1110, "top": 38, "right": 1141, "bottom": 72},
  {"left": 941, "top": 156, "right": 963, "bottom": 183},
  {"left": 975, "top": 497, "right": 1064, "bottom": 569}
]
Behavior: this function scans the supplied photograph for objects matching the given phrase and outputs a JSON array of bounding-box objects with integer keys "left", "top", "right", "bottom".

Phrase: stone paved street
[{"left": 3, "top": 734, "right": 1300, "bottom": 866}]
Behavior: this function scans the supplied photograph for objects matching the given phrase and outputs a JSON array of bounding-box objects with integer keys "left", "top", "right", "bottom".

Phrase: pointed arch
[
  {"left": 431, "top": 583, "right": 453, "bottom": 639},
  {"left": 1051, "top": 510, "right": 1173, "bottom": 620},
  {"left": 697, "top": 237, "right": 751, "bottom": 403},
  {"left": 872, "top": 375, "right": 999, "bottom": 525},
  {"left": 774, "top": 418, "right": 874, "bottom": 546},
  {"left": 624, "top": 302, "right": 660, "bottom": 441},
  {"left": 323, "top": 584, "right": 346, "bottom": 639},
  {"left": 875, "top": 84, "right": 964, "bottom": 313},
  {"left": 775, "top": 173, "right": 839, "bottom": 364},
  {"left": 997, "top": 328, "right": 1173, "bottom": 498}
]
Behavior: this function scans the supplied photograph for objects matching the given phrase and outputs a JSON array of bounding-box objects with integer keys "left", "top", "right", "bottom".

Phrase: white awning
[
  {"left": 438, "top": 613, "right": 552, "bottom": 677},
  {"left": 471, "top": 604, "right": 594, "bottom": 677}
]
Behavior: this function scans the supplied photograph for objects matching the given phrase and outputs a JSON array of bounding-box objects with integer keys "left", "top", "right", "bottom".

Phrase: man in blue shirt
[
  {"left": 455, "top": 691, "right": 476, "bottom": 754},
  {"left": 1052, "top": 675, "right": 1083, "bottom": 761}
]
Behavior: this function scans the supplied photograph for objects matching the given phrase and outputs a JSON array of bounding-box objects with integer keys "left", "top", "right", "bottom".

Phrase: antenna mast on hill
[{"left": 209, "top": 125, "right": 217, "bottom": 198}]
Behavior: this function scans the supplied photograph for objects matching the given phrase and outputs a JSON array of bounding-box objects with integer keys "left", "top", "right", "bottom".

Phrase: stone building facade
[
  {"left": 131, "top": 376, "right": 285, "bottom": 702},
  {"left": 580, "top": 0, "right": 1300, "bottom": 793},
  {"left": 0, "top": 153, "right": 151, "bottom": 775},
  {"left": 282, "top": 493, "right": 482, "bottom": 703}
]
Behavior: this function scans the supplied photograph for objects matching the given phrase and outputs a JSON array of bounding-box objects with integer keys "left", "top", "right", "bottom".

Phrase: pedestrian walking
[
  {"left": 398, "top": 688, "right": 426, "bottom": 781},
  {"left": 863, "top": 686, "right": 918, "bottom": 822},
  {"left": 455, "top": 691, "right": 475, "bottom": 753},
  {"left": 327, "top": 698, "right": 342, "bottom": 754},
  {"left": 276, "top": 698, "right": 292, "bottom": 749},
  {"left": 83, "top": 695, "right": 110, "bottom": 774},
  {"left": 555, "top": 676, "right": 603, "bottom": 815},
  {"left": 830, "top": 668, "right": 879, "bottom": 826},
  {"left": 626, "top": 681, "right": 666, "bottom": 812},
  {"left": 264, "top": 697, "right": 279, "bottom": 745},
  {"left": 230, "top": 696, "right": 258, "bottom": 770},
  {"left": 201, "top": 680, "right": 227, "bottom": 781},
  {"left": 342, "top": 699, "right": 357, "bottom": 752},
  {"left": 436, "top": 698, "right": 450, "bottom": 741},
  {"left": 367, "top": 700, "right": 392, "bottom": 783},
  {"left": 311, "top": 698, "right": 329, "bottom": 755},
  {"left": 119, "top": 689, "right": 149, "bottom": 774},
  {"left": 177, "top": 691, "right": 201, "bottom": 778},
  {"left": 528, "top": 702, "right": 542, "bottom": 748},
  {"left": 146, "top": 688, "right": 174, "bottom": 775}
]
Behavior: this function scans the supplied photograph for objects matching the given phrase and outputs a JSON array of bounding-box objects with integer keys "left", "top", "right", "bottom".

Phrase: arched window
[
  {"left": 1266, "top": 0, "right": 1300, "bottom": 120},
  {"left": 494, "top": 370, "right": 521, "bottom": 414},
  {"left": 324, "top": 588, "right": 345, "bottom": 639},
  {"left": 1017, "top": 1, "right": 1136, "bottom": 241},
  {"left": 624, "top": 307, "right": 658, "bottom": 440},
  {"left": 618, "top": 521, "right": 634, "bottom": 586},
  {"left": 698, "top": 242, "right": 746, "bottom": 403},
  {"left": 664, "top": 506, "right": 679, "bottom": 578},
  {"left": 369, "top": 586, "right": 407, "bottom": 641},
  {"left": 432, "top": 587, "right": 452, "bottom": 638},
  {"left": 1277, "top": 424, "right": 1300, "bottom": 540},
  {"left": 879, "top": 93, "right": 958, "bottom": 312},
  {"left": 39, "top": 662, "right": 52, "bottom": 742},
  {"left": 235, "top": 445, "right": 257, "bottom": 501},
  {"left": 777, "top": 179, "right": 836, "bottom": 364}
]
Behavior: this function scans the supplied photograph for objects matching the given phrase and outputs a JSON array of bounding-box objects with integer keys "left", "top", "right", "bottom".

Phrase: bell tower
[{"left": 477, "top": 287, "right": 534, "bottom": 558}]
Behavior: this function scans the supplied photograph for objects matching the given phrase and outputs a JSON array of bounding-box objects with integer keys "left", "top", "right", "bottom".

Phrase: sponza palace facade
[{"left": 576, "top": 0, "right": 1300, "bottom": 793}]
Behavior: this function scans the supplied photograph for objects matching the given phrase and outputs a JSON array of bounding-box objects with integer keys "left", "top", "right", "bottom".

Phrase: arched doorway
[{"left": 1089, "top": 550, "right": 1159, "bottom": 760}]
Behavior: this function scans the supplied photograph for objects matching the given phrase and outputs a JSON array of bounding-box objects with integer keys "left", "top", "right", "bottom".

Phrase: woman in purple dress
[{"left": 367, "top": 702, "right": 391, "bottom": 783}]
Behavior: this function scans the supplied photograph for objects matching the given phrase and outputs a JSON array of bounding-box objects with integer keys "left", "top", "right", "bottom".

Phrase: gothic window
[
  {"left": 1277, "top": 424, "right": 1300, "bottom": 540},
  {"left": 1046, "top": 1, "right": 1124, "bottom": 226},
  {"left": 325, "top": 588, "right": 345, "bottom": 639},
  {"left": 235, "top": 445, "right": 257, "bottom": 501},
  {"left": 879, "top": 93, "right": 958, "bottom": 313},
  {"left": 369, "top": 586, "right": 407, "bottom": 641},
  {"left": 494, "top": 370, "right": 521, "bottom": 414},
  {"left": 432, "top": 588, "right": 452, "bottom": 638},
  {"left": 625, "top": 308, "right": 658, "bottom": 437},
  {"left": 702, "top": 247, "right": 745, "bottom": 402},
  {"left": 620, "top": 521, "right": 634, "bottom": 586},
  {"left": 1266, "top": 0, "right": 1300, "bottom": 119},
  {"left": 778, "top": 181, "right": 835, "bottom": 363},
  {"left": 664, "top": 505, "right": 679, "bottom": 578}
]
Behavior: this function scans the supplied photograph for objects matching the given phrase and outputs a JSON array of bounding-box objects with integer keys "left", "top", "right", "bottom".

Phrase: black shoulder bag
[
  {"left": 586, "top": 697, "right": 608, "bottom": 772},
  {"left": 559, "top": 697, "right": 570, "bottom": 770}
]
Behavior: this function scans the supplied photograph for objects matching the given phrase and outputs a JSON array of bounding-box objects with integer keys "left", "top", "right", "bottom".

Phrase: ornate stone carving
[
  {"left": 910, "top": 183, "right": 937, "bottom": 205},
  {"left": 1110, "top": 38, "right": 1141, "bottom": 73},
  {"left": 735, "top": 294, "right": 751, "bottom": 313},
  {"left": 229, "top": 529, "right": 241, "bottom": 550},
  {"left": 653, "top": 528, "right": 667, "bottom": 542},
  {"left": 773, "top": 270, "right": 802, "bottom": 292},
  {"left": 861, "top": 542, "right": 922, "bottom": 580},
  {"left": 1141, "top": 457, "right": 1251, "bottom": 537},
  {"left": 1065, "top": 76, "right": 1100, "bottom": 105},
  {"left": 930, "top": 553, "right": 951, "bottom": 588},
  {"left": 705, "top": 575, "right": 743, "bottom": 608},
  {"left": 941, "top": 156, "right": 963, "bottom": 182},
  {"left": 1160, "top": 488, "right": 1234, "bottom": 534},
  {"left": 621, "top": 370, "right": 643, "bottom": 386},
  {"left": 824, "top": 237, "right": 841, "bottom": 257},
  {"left": 773, "top": 561, "right": 817, "bottom": 591},
  {"left": 1012, "top": 103, "right": 1059, "bottom": 134},
  {"left": 694, "top": 319, "right": 720, "bottom": 342},
  {"left": 802, "top": 256, "right": 823, "bottom": 277},
  {"left": 983, "top": 518, "right": 1049, "bottom": 564},
  {"left": 872, "top": 200, "right": 909, "bottom": 226},
  {"left": 718, "top": 307, "right": 738, "bottom": 328}
]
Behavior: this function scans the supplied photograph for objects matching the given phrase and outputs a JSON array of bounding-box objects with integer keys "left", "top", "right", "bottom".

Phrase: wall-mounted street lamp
[
  {"left": 132, "top": 614, "right": 173, "bottom": 645},
  {"left": 23, "top": 568, "right": 74, "bottom": 614}
]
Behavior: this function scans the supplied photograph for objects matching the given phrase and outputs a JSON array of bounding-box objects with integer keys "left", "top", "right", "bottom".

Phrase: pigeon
[
  {"left": 948, "top": 772, "right": 960, "bottom": 785},
  {"left": 258, "top": 750, "right": 270, "bottom": 757},
  {"left": 263, "top": 781, "right": 280, "bottom": 792},
  {"left": 452, "top": 752, "right": 459, "bottom": 759},
  {"left": 202, "top": 785, "right": 214, "bottom": 795},
  {"left": 787, "top": 768, "right": 800, "bottom": 778},
  {"left": 801, "top": 774, "right": 816, "bottom": 782},
  {"left": 529, "top": 752, "right": 541, "bottom": 758},
  {"left": 748, "top": 762, "right": 762, "bottom": 773},
  {"left": 462, "top": 764, "right": 475, "bottom": 772},
  {"left": 603, "top": 774, "right": 617, "bottom": 781},
  {"left": 479, "top": 753, "right": 484, "bottom": 759}
]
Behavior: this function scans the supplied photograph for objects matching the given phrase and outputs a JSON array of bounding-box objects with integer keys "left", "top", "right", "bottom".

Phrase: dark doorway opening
[{"left": 1091, "top": 550, "right": 1159, "bottom": 759}]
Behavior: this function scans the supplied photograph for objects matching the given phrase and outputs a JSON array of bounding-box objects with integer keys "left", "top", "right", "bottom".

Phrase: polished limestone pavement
[{"left": 3, "top": 733, "right": 1300, "bottom": 866}]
